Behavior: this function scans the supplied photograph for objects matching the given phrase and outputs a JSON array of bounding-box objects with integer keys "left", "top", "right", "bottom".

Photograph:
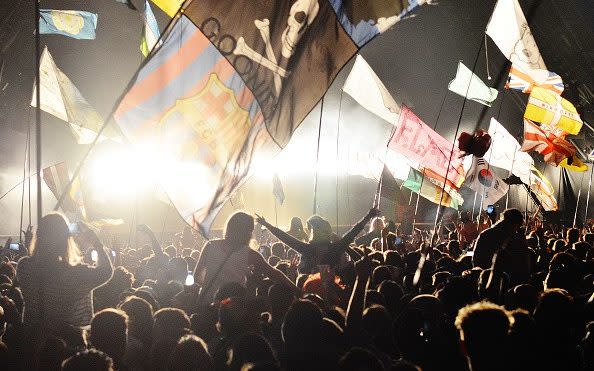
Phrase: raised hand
[
  {"left": 254, "top": 214, "right": 268, "bottom": 226},
  {"left": 367, "top": 207, "right": 381, "bottom": 219}
]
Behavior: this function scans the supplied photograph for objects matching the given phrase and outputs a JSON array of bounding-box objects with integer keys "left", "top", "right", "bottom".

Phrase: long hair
[
  {"left": 223, "top": 212, "right": 254, "bottom": 247},
  {"left": 30, "top": 213, "right": 82, "bottom": 266},
  {"left": 306, "top": 215, "right": 332, "bottom": 243},
  {"left": 289, "top": 217, "right": 305, "bottom": 233}
]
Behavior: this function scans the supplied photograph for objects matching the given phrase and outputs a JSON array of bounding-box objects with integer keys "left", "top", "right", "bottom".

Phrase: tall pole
[
  {"left": 35, "top": 0, "right": 42, "bottom": 224},
  {"left": 573, "top": 171, "right": 586, "bottom": 228},
  {"left": 471, "top": 191, "right": 478, "bottom": 220},
  {"left": 312, "top": 97, "right": 324, "bottom": 215},
  {"left": 584, "top": 165, "right": 593, "bottom": 223},
  {"left": 505, "top": 150, "right": 516, "bottom": 209}
]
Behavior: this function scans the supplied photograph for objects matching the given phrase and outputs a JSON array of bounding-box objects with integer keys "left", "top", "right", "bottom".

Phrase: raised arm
[
  {"left": 341, "top": 208, "right": 380, "bottom": 245},
  {"left": 255, "top": 215, "right": 310, "bottom": 255},
  {"left": 345, "top": 255, "right": 372, "bottom": 337}
]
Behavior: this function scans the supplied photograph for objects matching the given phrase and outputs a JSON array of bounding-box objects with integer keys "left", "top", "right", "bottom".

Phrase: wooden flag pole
[{"left": 312, "top": 97, "right": 325, "bottom": 215}]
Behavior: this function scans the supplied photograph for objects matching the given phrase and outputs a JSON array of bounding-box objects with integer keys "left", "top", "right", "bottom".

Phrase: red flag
[{"left": 520, "top": 119, "right": 576, "bottom": 165}]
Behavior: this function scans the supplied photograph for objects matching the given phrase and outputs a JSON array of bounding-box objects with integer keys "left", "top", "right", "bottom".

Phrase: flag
[
  {"left": 486, "top": 0, "right": 546, "bottom": 74},
  {"left": 330, "top": 0, "right": 428, "bottom": 47},
  {"left": 150, "top": 0, "right": 183, "bottom": 17},
  {"left": 520, "top": 118, "right": 576, "bottom": 166},
  {"left": 483, "top": 117, "right": 534, "bottom": 184},
  {"left": 31, "top": 47, "right": 118, "bottom": 144},
  {"left": 343, "top": 54, "right": 400, "bottom": 124},
  {"left": 272, "top": 173, "right": 285, "bottom": 205},
  {"left": 114, "top": 1, "right": 429, "bottom": 233},
  {"left": 464, "top": 157, "right": 509, "bottom": 208},
  {"left": 505, "top": 66, "right": 564, "bottom": 95},
  {"left": 529, "top": 167, "right": 558, "bottom": 211},
  {"left": 39, "top": 10, "right": 98, "bottom": 40},
  {"left": 402, "top": 168, "right": 462, "bottom": 210},
  {"left": 388, "top": 105, "right": 465, "bottom": 187},
  {"left": 524, "top": 86, "right": 583, "bottom": 135},
  {"left": 42, "top": 162, "right": 86, "bottom": 219},
  {"left": 116, "top": 0, "right": 137, "bottom": 10},
  {"left": 448, "top": 61, "right": 498, "bottom": 106},
  {"left": 559, "top": 156, "right": 588, "bottom": 172},
  {"left": 140, "top": 0, "right": 161, "bottom": 57}
]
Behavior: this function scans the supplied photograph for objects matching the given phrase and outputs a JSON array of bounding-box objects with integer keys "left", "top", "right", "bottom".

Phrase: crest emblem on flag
[
  {"left": 158, "top": 74, "right": 251, "bottom": 167},
  {"left": 51, "top": 10, "right": 85, "bottom": 34}
]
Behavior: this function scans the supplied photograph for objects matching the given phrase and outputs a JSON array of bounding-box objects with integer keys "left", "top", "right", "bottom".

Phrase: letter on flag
[
  {"left": 115, "top": 0, "right": 428, "bottom": 233},
  {"left": 524, "top": 86, "right": 583, "bottom": 135},
  {"left": 483, "top": 117, "right": 533, "bottom": 184},
  {"left": 342, "top": 54, "right": 401, "bottom": 124},
  {"left": 448, "top": 61, "right": 498, "bottom": 107},
  {"left": 31, "top": 47, "right": 118, "bottom": 144},
  {"left": 463, "top": 157, "right": 509, "bottom": 208},
  {"left": 39, "top": 10, "right": 98, "bottom": 40},
  {"left": 388, "top": 105, "right": 465, "bottom": 188},
  {"left": 141, "top": 1, "right": 161, "bottom": 57}
]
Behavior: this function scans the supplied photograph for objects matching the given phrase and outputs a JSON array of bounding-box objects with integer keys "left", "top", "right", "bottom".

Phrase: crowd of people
[{"left": 0, "top": 205, "right": 593, "bottom": 371}]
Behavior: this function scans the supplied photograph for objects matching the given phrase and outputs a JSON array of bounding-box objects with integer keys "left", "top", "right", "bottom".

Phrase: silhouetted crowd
[{"left": 0, "top": 207, "right": 593, "bottom": 371}]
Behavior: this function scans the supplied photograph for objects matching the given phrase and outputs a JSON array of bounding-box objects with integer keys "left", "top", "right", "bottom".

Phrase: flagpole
[
  {"left": 505, "top": 150, "right": 517, "bottom": 209},
  {"left": 312, "top": 97, "right": 324, "bottom": 215},
  {"left": 335, "top": 91, "right": 343, "bottom": 233},
  {"left": 415, "top": 41, "right": 484, "bottom": 289},
  {"left": 573, "top": 171, "right": 586, "bottom": 227},
  {"left": 35, "top": 0, "right": 42, "bottom": 224},
  {"left": 274, "top": 197, "right": 278, "bottom": 227},
  {"left": 19, "top": 129, "right": 30, "bottom": 242},
  {"left": 471, "top": 191, "right": 478, "bottom": 220},
  {"left": 584, "top": 165, "right": 593, "bottom": 223}
]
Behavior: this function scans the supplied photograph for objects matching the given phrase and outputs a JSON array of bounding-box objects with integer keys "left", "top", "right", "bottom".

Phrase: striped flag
[
  {"left": 402, "top": 168, "right": 463, "bottom": 210},
  {"left": 524, "top": 86, "right": 583, "bottom": 135},
  {"left": 42, "top": 162, "right": 86, "bottom": 219},
  {"left": 140, "top": 0, "right": 161, "bottom": 57},
  {"left": 506, "top": 66, "right": 564, "bottom": 95},
  {"left": 520, "top": 119, "right": 576, "bottom": 166}
]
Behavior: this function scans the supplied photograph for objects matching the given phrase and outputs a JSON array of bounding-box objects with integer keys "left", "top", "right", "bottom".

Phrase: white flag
[
  {"left": 342, "top": 54, "right": 401, "bottom": 125},
  {"left": 32, "top": 47, "right": 114, "bottom": 144},
  {"left": 486, "top": 0, "right": 546, "bottom": 76},
  {"left": 464, "top": 157, "right": 509, "bottom": 208},
  {"left": 483, "top": 118, "right": 533, "bottom": 184},
  {"left": 448, "top": 61, "right": 498, "bottom": 106}
]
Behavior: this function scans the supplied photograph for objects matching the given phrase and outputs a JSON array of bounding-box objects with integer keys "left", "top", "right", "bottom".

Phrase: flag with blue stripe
[{"left": 39, "top": 10, "right": 98, "bottom": 40}]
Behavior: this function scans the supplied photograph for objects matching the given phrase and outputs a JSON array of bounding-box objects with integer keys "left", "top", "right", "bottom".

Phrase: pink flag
[{"left": 389, "top": 106, "right": 465, "bottom": 187}]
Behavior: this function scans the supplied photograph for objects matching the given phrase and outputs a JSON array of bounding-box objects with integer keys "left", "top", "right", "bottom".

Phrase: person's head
[
  {"left": 32, "top": 213, "right": 81, "bottom": 265},
  {"left": 153, "top": 308, "right": 191, "bottom": 343},
  {"left": 338, "top": 347, "right": 384, "bottom": 371},
  {"left": 566, "top": 228, "right": 580, "bottom": 244},
  {"left": 270, "top": 242, "right": 286, "bottom": 259},
  {"left": 455, "top": 301, "right": 513, "bottom": 369},
  {"left": 224, "top": 212, "right": 255, "bottom": 247},
  {"left": 217, "top": 297, "right": 260, "bottom": 337},
  {"left": 281, "top": 299, "right": 324, "bottom": 352},
  {"left": 90, "top": 309, "right": 129, "bottom": 363},
  {"left": 38, "top": 336, "right": 68, "bottom": 371},
  {"left": 305, "top": 215, "right": 333, "bottom": 242},
  {"left": 61, "top": 349, "right": 114, "bottom": 371},
  {"left": 370, "top": 217, "right": 385, "bottom": 233},
  {"left": 500, "top": 209, "right": 524, "bottom": 232},
  {"left": 289, "top": 217, "right": 305, "bottom": 233},
  {"left": 228, "top": 333, "right": 277, "bottom": 371},
  {"left": 118, "top": 295, "right": 154, "bottom": 345},
  {"left": 168, "top": 334, "right": 214, "bottom": 371}
]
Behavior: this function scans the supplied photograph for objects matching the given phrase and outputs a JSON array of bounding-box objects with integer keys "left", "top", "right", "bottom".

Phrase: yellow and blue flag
[
  {"left": 150, "top": 0, "right": 183, "bottom": 17},
  {"left": 39, "top": 10, "right": 98, "bottom": 40}
]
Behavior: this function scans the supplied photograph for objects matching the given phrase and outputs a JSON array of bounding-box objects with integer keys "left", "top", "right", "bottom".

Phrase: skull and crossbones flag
[{"left": 114, "top": 0, "right": 428, "bottom": 235}]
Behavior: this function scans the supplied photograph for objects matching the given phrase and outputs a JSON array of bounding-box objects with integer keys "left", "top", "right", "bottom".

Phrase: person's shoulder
[{"left": 16, "top": 255, "right": 33, "bottom": 274}]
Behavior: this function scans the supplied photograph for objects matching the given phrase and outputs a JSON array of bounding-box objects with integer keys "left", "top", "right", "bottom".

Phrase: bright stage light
[{"left": 86, "top": 147, "right": 155, "bottom": 200}]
